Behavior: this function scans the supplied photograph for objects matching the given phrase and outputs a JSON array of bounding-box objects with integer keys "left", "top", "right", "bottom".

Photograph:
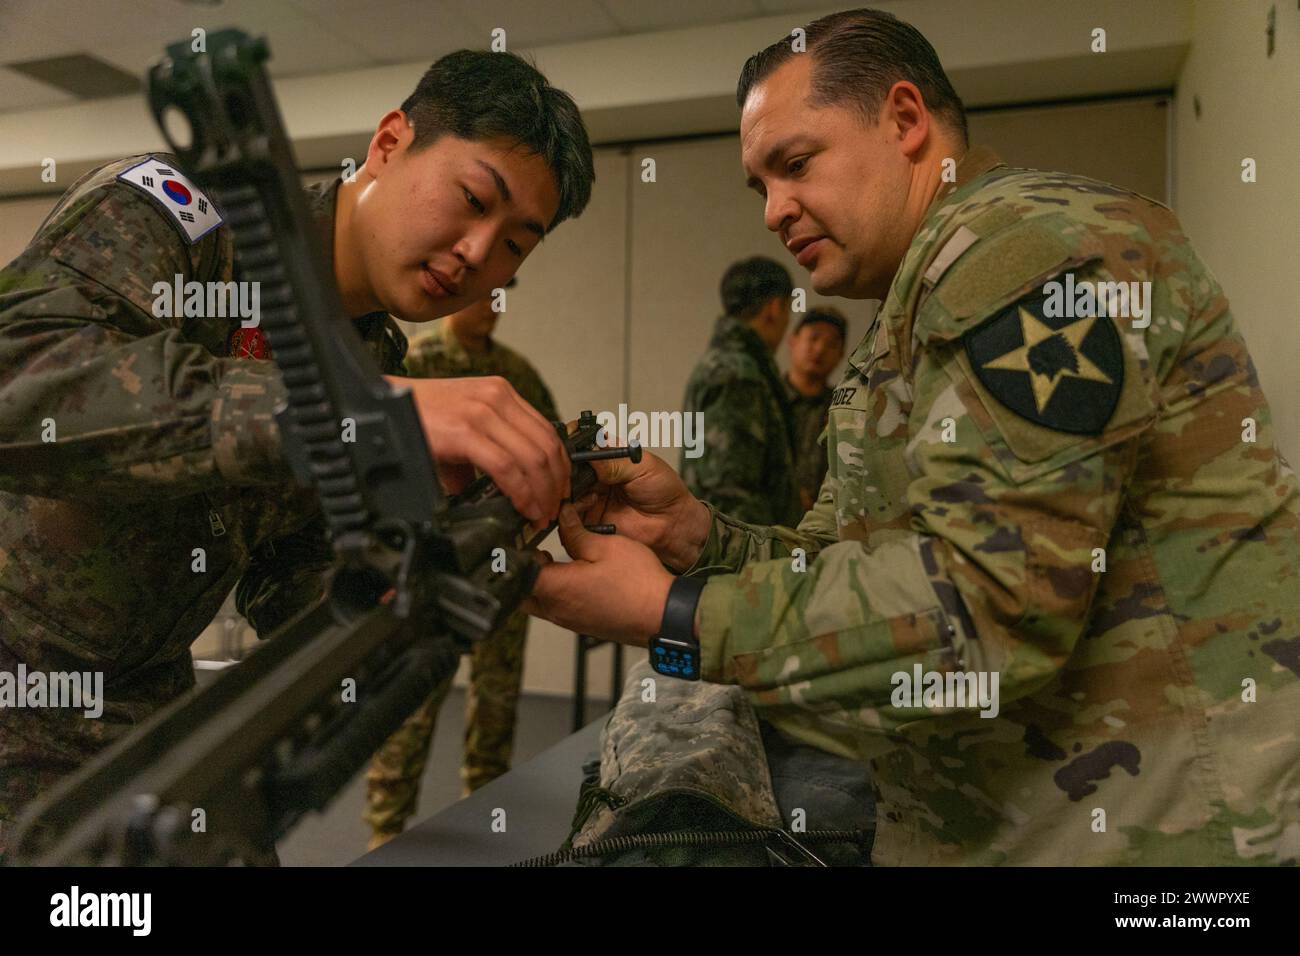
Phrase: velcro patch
[{"left": 116, "top": 157, "right": 223, "bottom": 244}]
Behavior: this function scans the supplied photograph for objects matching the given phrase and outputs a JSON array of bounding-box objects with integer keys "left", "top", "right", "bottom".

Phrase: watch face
[{"left": 650, "top": 638, "right": 699, "bottom": 680}]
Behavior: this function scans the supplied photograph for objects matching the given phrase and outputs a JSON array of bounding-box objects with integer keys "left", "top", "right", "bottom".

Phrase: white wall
[{"left": 1173, "top": 0, "right": 1300, "bottom": 462}]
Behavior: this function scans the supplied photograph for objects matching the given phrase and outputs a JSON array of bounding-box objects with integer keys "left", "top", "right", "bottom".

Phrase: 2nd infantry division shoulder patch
[
  {"left": 964, "top": 287, "right": 1124, "bottom": 435},
  {"left": 117, "top": 157, "right": 224, "bottom": 244}
]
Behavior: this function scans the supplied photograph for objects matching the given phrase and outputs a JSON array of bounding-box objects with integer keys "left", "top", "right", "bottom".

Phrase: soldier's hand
[
  {"left": 386, "top": 375, "right": 570, "bottom": 530},
  {"left": 524, "top": 504, "right": 673, "bottom": 644},
  {"left": 573, "top": 449, "right": 711, "bottom": 572}
]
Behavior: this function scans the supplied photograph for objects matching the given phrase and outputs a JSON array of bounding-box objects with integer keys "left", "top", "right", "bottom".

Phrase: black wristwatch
[{"left": 648, "top": 576, "right": 706, "bottom": 680}]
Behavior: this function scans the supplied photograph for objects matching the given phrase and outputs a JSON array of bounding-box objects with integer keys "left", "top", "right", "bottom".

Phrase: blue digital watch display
[
  {"left": 649, "top": 634, "right": 700, "bottom": 680},
  {"left": 649, "top": 576, "right": 705, "bottom": 681}
]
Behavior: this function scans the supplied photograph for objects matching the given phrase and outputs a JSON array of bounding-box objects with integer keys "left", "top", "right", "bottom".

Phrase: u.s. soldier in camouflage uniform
[
  {"left": 528, "top": 9, "right": 1300, "bottom": 865},
  {"left": 783, "top": 307, "right": 847, "bottom": 512},
  {"left": 0, "top": 50, "right": 594, "bottom": 857},
  {"left": 365, "top": 281, "right": 560, "bottom": 848},
  {"left": 680, "top": 256, "right": 801, "bottom": 527}
]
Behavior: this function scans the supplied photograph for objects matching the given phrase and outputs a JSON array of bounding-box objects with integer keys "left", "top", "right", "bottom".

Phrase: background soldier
[
  {"left": 365, "top": 280, "right": 559, "bottom": 849},
  {"left": 784, "top": 306, "right": 847, "bottom": 511},
  {"left": 680, "top": 256, "right": 800, "bottom": 526},
  {"left": 0, "top": 50, "right": 593, "bottom": 856},
  {"left": 528, "top": 8, "right": 1300, "bottom": 866}
]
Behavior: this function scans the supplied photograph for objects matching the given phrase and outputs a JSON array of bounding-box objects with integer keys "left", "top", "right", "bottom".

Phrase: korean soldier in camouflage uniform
[
  {"left": 528, "top": 9, "right": 1300, "bottom": 865},
  {"left": 0, "top": 50, "right": 594, "bottom": 857},
  {"left": 784, "top": 307, "right": 847, "bottom": 512},
  {"left": 680, "top": 257, "right": 801, "bottom": 527},
  {"left": 365, "top": 280, "right": 560, "bottom": 848}
]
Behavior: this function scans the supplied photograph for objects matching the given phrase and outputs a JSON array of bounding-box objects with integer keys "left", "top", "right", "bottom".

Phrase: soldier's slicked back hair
[
  {"left": 400, "top": 50, "right": 595, "bottom": 231},
  {"left": 736, "top": 8, "right": 968, "bottom": 145},
  {"left": 721, "top": 256, "right": 795, "bottom": 319}
]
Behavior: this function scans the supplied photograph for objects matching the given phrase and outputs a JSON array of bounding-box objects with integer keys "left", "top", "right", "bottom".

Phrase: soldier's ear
[
  {"left": 365, "top": 110, "right": 412, "bottom": 177},
  {"left": 881, "top": 80, "right": 930, "bottom": 161}
]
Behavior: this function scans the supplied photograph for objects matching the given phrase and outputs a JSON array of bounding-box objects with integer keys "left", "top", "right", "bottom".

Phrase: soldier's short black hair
[
  {"left": 796, "top": 306, "right": 848, "bottom": 343},
  {"left": 721, "top": 256, "right": 794, "bottom": 319},
  {"left": 400, "top": 50, "right": 595, "bottom": 231},
  {"left": 736, "top": 8, "right": 968, "bottom": 146}
]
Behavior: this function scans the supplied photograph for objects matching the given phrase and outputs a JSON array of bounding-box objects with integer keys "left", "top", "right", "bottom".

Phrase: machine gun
[{"left": 10, "top": 29, "right": 636, "bottom": 866}]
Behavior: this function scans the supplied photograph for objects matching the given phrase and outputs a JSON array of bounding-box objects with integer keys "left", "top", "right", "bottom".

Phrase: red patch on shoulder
[{"left": 228, "top": 327, "right": 271, "bottom": 359}]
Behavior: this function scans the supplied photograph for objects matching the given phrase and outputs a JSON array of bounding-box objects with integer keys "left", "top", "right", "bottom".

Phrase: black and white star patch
[{"left": 964, "top": 287, "right": 1124, "bottom": 434}]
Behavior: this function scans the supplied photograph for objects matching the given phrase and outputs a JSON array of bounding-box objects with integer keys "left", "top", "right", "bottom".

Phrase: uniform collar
[
  {"left": 306, "top": 178, "right": 344, "bottom": 293},
  {"left": 930, "top": 145, "right": 1005, "bottom": 208},
  {"left": 305, "top": 177, "right": 407, "bottom": 366},
  {"left": 711, "top": 314, "right": 772, "bottom": 362}
]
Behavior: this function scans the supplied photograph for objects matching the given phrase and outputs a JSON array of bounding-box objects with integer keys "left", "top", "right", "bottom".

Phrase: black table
[{"left": 351, "top": 719, "right": 604, "bottom": 866}]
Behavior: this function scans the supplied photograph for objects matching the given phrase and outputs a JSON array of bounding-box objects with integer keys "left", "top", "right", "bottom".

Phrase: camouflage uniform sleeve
[
  {"left": 681, "top": 375, "right": 781, "bottom": 525},
  {"left": 682, "top": 485, "right": 837, "bottom": 577},
  {"left": 795, "top": 474, "right": 838, "bottom": 543},
  {"left": 0, "top": 185, "right": 289, "bottom": 500},
  {"left": 696, "top": 264, "right": 1152, "bottom": 733},
  {"left": 234, "top": 514, "right": 332, "bottom": 637}
]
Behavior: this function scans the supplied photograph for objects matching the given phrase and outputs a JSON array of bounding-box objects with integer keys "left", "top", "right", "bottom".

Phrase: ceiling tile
[
  {"left": 39, "top": 0, "right": 276, "bottom": 50},
  {"left": 598, "top": 0, "right": 761, "bottom": 33},
  {"left": 0, "top": 0, "right": 115, "bottom": 63},
  {"left": 451, "top": 0, "right": 623, "bottom": 49},
  {"left": 95, "top": 11, "right": 374, "bottom": 80},
  {"left": 297, "top": 0, "right": 486, "bottom": 65},
  {"left": 754, "top": 0, "right": 840, "bottom": 14},
  {"left": 243, "top": 16, "right": 374, "bottom": 75}
]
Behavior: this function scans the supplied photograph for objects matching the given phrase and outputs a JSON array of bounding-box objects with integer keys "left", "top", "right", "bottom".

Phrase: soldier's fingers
[
  {"left": 587, "top": 456, "right": 640, "bottom": 487},
  {"left": 555, "top": 503, "right": 596, "bottom": 559},
  {"left": 497, "top": 381, "right": 571, "bottom": 503},
  {"left": 448, "top": 423, "right": 542, "bottom": 523},
  {"left": 484, "top": 380, "right": 569, "bottom": 512},
  {"left": 435, "top": 461, "right": 475, "bottom": 496},
  {"left": 468, "top": 396, "right": 565, "bottom": 523},
  {"left": 572, "top": 487, "right": 608, "bottom": 523}
]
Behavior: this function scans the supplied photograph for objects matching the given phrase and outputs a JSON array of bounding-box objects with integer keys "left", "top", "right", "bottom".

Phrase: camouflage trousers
[{"left": 364, "top": 610, "right": 528, "bottom": 848}]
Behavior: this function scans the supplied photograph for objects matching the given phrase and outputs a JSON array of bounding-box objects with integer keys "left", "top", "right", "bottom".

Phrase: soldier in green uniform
[
  {"left": 783, "top": 307, "right": 847, "bottom": 512},
  {"left": 680, "top": 256, "right": 801, "bottom": 527},
  {"left": 0, "top": 50, "right": 594, "bottom": 855},
  {"left": 527, "top": 9, "right": 1300, "bottom": 865},
  {"left": 365, "top": 280, "right": 560, "bottom": 849}
]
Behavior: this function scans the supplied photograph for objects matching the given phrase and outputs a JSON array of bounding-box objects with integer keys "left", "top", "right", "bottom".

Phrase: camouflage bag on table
[{"left": 518, "top": 660, "right": 873, "bottom": 866}]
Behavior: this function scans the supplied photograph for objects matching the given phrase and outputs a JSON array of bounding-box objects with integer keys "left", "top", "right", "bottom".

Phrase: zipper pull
[{"left": 208, "top": 508, "right": 227, "bottom": 537}]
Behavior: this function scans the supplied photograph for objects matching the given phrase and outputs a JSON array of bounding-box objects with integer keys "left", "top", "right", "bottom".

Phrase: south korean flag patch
[{"left": 117, "top": 157, "right": 223, "bottom": 244}]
